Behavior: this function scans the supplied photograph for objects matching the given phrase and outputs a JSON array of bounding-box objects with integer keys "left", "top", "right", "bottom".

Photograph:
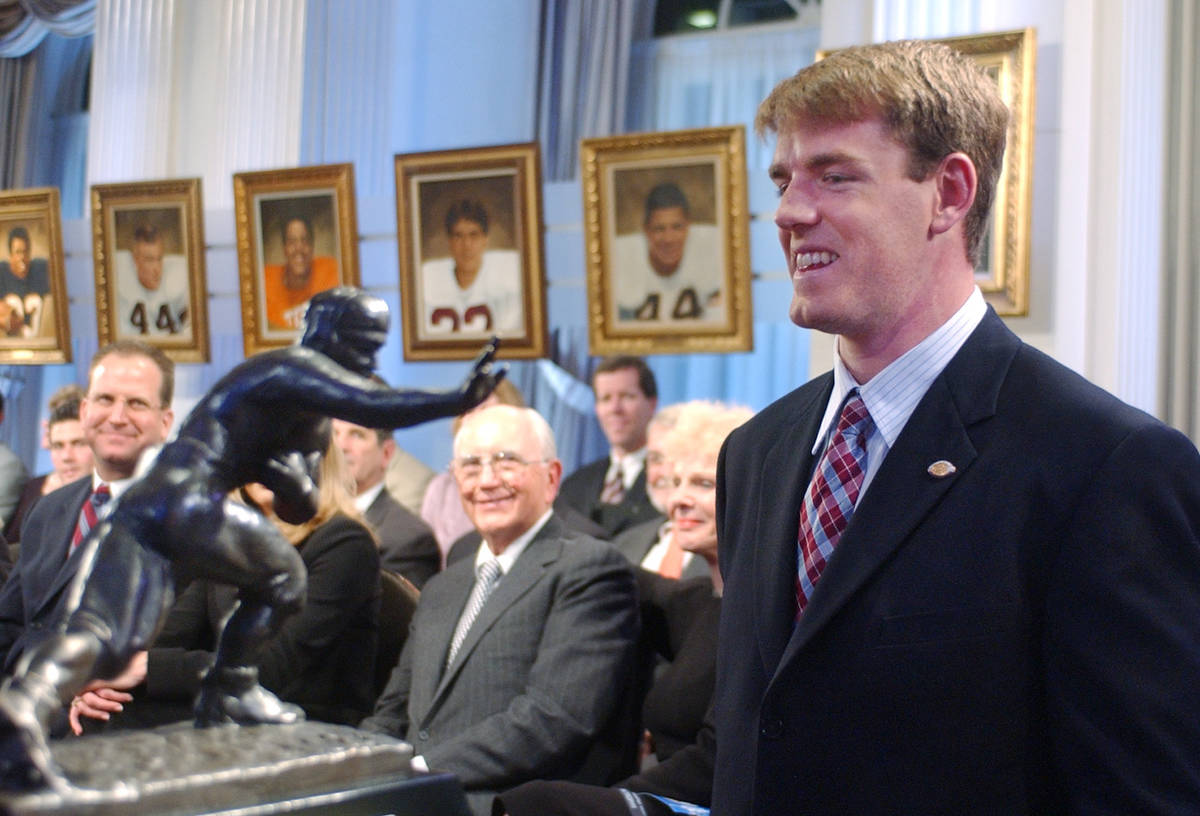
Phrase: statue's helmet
[{"left": 300, "top": 287, "right": 389, "bottom": 375}]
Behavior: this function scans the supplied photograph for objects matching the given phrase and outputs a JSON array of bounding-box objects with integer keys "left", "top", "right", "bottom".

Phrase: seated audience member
[
  {"left": 71, "top": 440, "right": 381, "bottom": 731},
  {"left": 333, "top": 417, "right": 439, "bottom": 586},
  {"left": 4, "top": 394, "right": 93, "bottom": 547},
  {"left": 494, "top": 402, "right": 751, "bottom": 816},
  {"left": 0, "top": 341, "right": 175, "bottom": 675},
  {"left": 559, "top": 357, "right": 662, "bottom": 538},
  {"left": 384, "top": 441, "right": 436, "bottom": 517},
  {"left": 420, "top": 377, "right": 526, "bottom": 563},
  {"left": 0, "top": 391, "right": 29, "bottom": 530},
  {"left": 361, "top": 405, "right": 640, "bottom": 816},
  {"left": 612, "top": 404, "right": 706, "bottom": 582}
]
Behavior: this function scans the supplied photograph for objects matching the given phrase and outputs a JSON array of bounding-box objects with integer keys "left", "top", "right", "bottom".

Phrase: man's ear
[
  {"left": 381, "top": 437, "right": 396, "bottom": 464},
  {"left": 929, "top": 152, "right": 977, "bottom": 236}
]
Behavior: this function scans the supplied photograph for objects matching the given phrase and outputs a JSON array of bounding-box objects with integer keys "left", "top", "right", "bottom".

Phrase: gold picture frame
[
  {"left": 394, "top": 142, "right": 548, "bottom": 361},
  {"left": 233, "top": 163, "right": 360, "bottom": 356},
  {"left": 818, "top": 27, "right": 1036, "bottom": 316},
  {"left": 91, "top": 178, "right": 210, "bottom": 362},
  {"left": 0, "top": 187, "right": 70, "bottom": 364},
  {"left": 580, "top": 125, "right": 752, "bottom": 356}
]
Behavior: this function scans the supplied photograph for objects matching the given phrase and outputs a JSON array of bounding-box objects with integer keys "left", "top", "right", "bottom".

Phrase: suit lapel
[
  {"left": 430, "top": 517, "right": 564, "bottom": 705},
  {"left": 753, "top": 377, "right": 831, "bottom": 677},
  {"left": 413, "top": 560, "right": 474, "bottom": 706},
  {"left": 30, "top": 480, "right": 90, "bottom": 619},
  {"left": 777, "top": 311, "right": 1020, "bottom": 669}
]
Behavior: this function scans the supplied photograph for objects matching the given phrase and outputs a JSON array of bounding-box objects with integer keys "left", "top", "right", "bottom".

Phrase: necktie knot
[{"left": 91, "top": 483, "right": 111, "bottom": 509}]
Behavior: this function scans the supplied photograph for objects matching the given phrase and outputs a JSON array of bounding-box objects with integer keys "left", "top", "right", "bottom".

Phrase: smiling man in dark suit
[
  {"left": 713, "top": 40, "right": 1200, "bottom": 816},
  {"left": 0, "top": 340, "right": 175, "bottom": 674},
  {"left": 558, "top": 356, "right": 661, "bottom": 538},
  {"left": 362, "top": 405, "right": 639, "bottom": 816}
]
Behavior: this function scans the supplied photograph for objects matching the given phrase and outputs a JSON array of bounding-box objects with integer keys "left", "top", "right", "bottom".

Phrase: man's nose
[{"left": 775, "top": 186, "right": 818, "bottom": 231}]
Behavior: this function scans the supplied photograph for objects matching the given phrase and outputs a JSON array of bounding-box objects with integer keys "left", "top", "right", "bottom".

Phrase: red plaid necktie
[
  {"left": 69, "top": 483, "right": 110, "bottom": 556},
  {"left": 796, "top": 392, "right": 873, "bottom": 616},
  {"left": 600, "top": 462, "right": 625, "bottom": 505}
]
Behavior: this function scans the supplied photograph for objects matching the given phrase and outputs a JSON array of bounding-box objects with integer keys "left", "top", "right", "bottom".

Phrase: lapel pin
[{"left": 927, "top": 460, "right": 957, "bottom": 478}]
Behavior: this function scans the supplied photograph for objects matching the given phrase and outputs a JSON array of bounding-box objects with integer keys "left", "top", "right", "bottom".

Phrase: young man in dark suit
[
  {"left": 558, "top": 356, "right": 661, "bottom": 538},
  {"left": 332, "top": 418, "right": 439, "bottom": 587},
  {"left": 713, "top": 40, "right": 1200, "bottom": 815}
]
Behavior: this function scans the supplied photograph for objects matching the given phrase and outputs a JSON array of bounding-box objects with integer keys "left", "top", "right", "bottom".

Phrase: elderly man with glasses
[{"left": 362, "top": 404, "right": 640, "bottom": 816}]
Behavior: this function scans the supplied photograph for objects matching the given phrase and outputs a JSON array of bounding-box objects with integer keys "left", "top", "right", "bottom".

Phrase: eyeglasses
[{"left": 451, "top": 451, "right": 544, "bottom": 482}]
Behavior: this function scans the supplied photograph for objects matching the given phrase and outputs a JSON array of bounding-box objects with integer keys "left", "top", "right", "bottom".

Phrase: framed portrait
[
  {"left": 394, "top": 142, "right": 547, "bottom": 361},
  {"left": 91, "top": 178, "right": 209, "bottom": 362},
  {"left": 818, "top": 27, "right": 1036, "bottom": 316},
  {"left": 233, "top": 163, "right": 359, "bottom": 356},
  {"left": 0, "top": 187, "right": 70, "bottom": 364},
  {"left": 580, "top": 125, "right": 752, "bottom": 356}
]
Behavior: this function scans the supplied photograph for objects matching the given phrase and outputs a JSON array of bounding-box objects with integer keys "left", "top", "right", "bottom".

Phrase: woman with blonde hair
[{"left": 70, "top": 436, "right": 381, "bottom": 731}]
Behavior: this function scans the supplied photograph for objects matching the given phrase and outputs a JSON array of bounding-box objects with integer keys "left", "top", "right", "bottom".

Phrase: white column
[
  {"left": 1076, "top": 0, "right": 1167, "bottom": 410},
  {"left": 88, "top": 0, "right": 307, "bottom": 208}
]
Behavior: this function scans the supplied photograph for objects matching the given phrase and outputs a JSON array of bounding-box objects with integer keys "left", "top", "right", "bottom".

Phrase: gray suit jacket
[
  {"left": 612, "top": 517, "right": 711, "bottom": 583},
  {"left": 362, "top": 514, "right": 640, "bottom": 814},
  {"left": 0, "top": 441, "right": 29, "bottom": 530},
  {"left": 364, "top": 488, "right": 439, "bottom": 587}
]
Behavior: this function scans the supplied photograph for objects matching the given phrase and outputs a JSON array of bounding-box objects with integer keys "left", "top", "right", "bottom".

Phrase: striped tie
[
  {"left": 600, "top": 462, "right": 625, "bottom": 505},
  {"left": 445, "top": 559, "right": 502, "bottom": 669},
  {"left": 796, "top": 392, "right": 873, "bottom": 616},
  {"left": 70, "top": 483, "right": 110, "bottom": 555}
]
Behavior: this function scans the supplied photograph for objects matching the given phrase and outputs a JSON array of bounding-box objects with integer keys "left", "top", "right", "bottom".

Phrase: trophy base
[{"left": 0, "top": 721, "right": 468, "bottom": 815}]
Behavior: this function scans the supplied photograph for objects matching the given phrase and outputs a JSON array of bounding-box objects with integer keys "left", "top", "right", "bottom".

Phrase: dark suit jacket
[
  {"left": 362, "top": 514, "right": 640, "bottom": 816},
  {"left": 713, "top": 310, "right": 1200, "bottom": 815},
  {"left": 558, "top": 458, "right": 660, "bottom": 538},
  {"left": 145, "top": 514, "right": 380, "bottom": 726},
  {"left": 363, "top": 488, "right": 439, "bottom": 587},
  {"left": 0, "top": 475, "right": 91, "bottom": 672},
  {"left": 613, "top": 517, "right": 711, "bottom": 583}
]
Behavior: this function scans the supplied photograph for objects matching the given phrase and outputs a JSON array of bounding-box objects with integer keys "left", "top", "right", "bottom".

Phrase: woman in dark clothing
[{"left": 69, "top": 440, "right": 380, "bottom": 730}]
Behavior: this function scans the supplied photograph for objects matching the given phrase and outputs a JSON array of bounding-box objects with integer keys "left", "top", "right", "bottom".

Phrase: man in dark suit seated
[
  {"left": 0, "top": 340, "right": 175, "bottom": 675},
  {"left": 332, "top": 418, "right": 439, "bottom": 587},
  {"left": 558, "top": 356, "right": 661, "bottom": 538},
  {"left": 362, "top": 405, "right": 640, "bottom": 816},
  {"left": 712, "top": 40, "right": 1200, "bottom": 815}
]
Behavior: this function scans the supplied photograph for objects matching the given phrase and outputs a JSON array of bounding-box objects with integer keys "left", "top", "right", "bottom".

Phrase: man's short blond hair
[{"left": 756, "top": 39, "right": 1009, "bottom": 265}]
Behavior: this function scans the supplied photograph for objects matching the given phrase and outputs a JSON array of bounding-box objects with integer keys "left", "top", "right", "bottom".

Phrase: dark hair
[
  {"left": 444, "top": 199, "right": 489, "bottom": 235},
  {"left": 592, "top": 356, "right": 657, "bottom": 400},
  {"left": 132, "top": 224, "right": 162, "bottom": 245},
  {"left": 644, "top": 183, "right": 690, "bottom": 226},
  {"left": 7, "top": 226, "right": 29, "bottom": 252},
  {"left": 280, "top": 216, "right": 314, "bottom": 246},
  {"left": 48, "top": 397, "right": 81, "bottom": 427},
  {"left": 89, "top": 340, "right": 175, "bottom": 407}
]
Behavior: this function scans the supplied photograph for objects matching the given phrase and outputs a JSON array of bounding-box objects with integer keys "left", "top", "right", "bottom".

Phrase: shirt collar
[
  {"left": 475, "top": 507, "right": 554, "bottom": 575},
  {"left": 94, "top": 443, "right": 164, "bottom": 501},
  {"left": 605, "top": 448, "right": 647, "bottom": 487},
  {"left": 813, "top": 287, "right": 987, "bottom": 454},
  {"left": 354, "top": 481, "right": 386, "bottom": 514}
]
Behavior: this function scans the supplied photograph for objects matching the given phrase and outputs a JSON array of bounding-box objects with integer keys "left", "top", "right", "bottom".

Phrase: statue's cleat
[
  {"left": 0, "top": 690, "right": 70, "bottom": 793},
  {"left": 194, "top": 682, "right": 304, "bottom": 728}
]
